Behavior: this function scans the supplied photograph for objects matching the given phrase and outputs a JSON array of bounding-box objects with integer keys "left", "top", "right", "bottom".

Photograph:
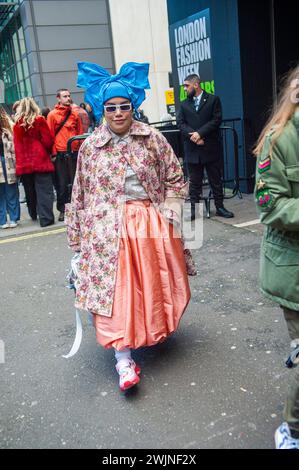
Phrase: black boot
[{"left": 215, "top": 206, "right": 234, "bottom": 218}]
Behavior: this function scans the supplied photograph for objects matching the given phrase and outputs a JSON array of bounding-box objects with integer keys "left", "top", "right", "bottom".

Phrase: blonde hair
[
  {"left": 253, "top": 65, "right": 299, "bottom": 156},
  {"left": 12, "top": 100, "right": 20, "bottom": 112},
  {"left": 0, "top": 106, "right": 13, "bottom": 134},
  {"left": 14, "top": 97, "right": 41, "bottom": 129}
]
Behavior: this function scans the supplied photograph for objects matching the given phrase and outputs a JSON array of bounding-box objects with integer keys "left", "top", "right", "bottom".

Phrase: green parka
[{"left": 255, "top": 109, "right": 299, "bottom": 311}]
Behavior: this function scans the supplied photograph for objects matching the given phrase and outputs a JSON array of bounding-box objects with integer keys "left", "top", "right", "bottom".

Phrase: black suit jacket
[{"left": 177, "top": 91, "right": 223, "bottom": 164}]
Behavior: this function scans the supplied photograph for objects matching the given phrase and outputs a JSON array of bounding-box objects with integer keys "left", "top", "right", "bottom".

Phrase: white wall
[{"left": 108, "top": 0, "right": 172, "bottom": 123}]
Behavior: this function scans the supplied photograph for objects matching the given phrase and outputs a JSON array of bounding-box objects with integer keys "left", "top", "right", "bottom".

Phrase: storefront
[{"left": 167, "top": 0, "right": 298, "bottom": 192}]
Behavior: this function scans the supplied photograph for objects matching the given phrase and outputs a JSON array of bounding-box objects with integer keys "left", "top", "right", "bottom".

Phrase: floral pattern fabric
[
  {"left": 0, "top": 130, "right": 17, "bottom": 185},
  {"left": 65, "top": 120, "right": 196, "bottom": 317}
]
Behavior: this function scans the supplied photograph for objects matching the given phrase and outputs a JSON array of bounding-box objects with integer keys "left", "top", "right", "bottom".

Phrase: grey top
[{"left": 110, "top": 129, "right": 148, "bottom": 201}]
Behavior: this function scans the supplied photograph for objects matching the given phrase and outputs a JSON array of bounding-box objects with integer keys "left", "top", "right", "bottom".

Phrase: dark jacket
[
  {"left": 177, "top": 91, "right": 223, "bottom": 164},
  {"left": 13, "top": 116, "right": 54, "bottom": 176}
]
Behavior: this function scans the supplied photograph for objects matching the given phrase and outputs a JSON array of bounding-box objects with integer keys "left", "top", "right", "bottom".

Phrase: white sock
[{"left": 114, "top": 347, "right": 131, "bottom": 365}]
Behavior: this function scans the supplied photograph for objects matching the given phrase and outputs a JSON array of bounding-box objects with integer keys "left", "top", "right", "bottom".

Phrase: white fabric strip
[{"left": 62, "top": 309, "right": 83, "bottom": 359}]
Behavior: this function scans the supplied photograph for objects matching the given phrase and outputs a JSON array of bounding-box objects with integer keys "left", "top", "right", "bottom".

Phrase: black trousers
[
  {"left": 54, "top": 152, "right": 78, "bottom": 213},
  {"left": 21, "top": 172, "right": 54, "bottom": 227},
  {"left": 187, "top": 160, "right": 224, "bottom": 209}
]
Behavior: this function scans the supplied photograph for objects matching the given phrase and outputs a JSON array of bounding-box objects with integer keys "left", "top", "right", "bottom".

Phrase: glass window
[
  {"left": 6, "top": 85, "right": 19, "bottom": 104},
  {"left": 3, "top": 43, "right": 10, "bottom": 66},
  {"left": 12, "top": 32, "right": 20, "bottom": 62},
  {"left": 22, "top": 58, "right": 29, "bottom": 78},
  {"left": 5, "top": 40, "right": 14, "bottom": 67},
  {"left": 0, "top": 52, "right": 4, "bottom": 75},
  {"left": 25, "top": 78, "right": 32, "bottom": 96},
  {"left": 4, "top": 68, "right": 12, "bottom": 86},
  {"left": 19, "top": 80, "right": 26, "bottom": 96},
  {"left": 6, "top": 88, "right": 13, "bottom": 103},
  {"left": 16, "top": 61, "right": 24, "bottom": 81},
  {"left": 2, "top": 71, "right": 8, "bottom": 87},
  {"left": 0, "top": 13, "right": 32, "bottom": 104},
  {"left": 18, "top": 26, "right": 26, "bottom": 57},
  {"left": 9, "top": 67, "right": 17, "bottom": 86},
  {"left": 14, "top": 81, "right": 21, "bottom": 98}
]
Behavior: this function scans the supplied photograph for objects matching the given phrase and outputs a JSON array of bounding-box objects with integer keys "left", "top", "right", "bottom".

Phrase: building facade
[
  {"left": 1, "top": 0, "right": 297, "bottom": 193},
  {"left": 0, "top": 0, "right": 114, "bottom": 107},
  {"left": 0, "top": 0, "right": 114, "bottom": 108},
  {"left": 109, "top": 0, "right": 172, "bottom": 123},
  {"left": 0, "top": 0, "right": 172, "bottom": 122},
  {"left": 167, "top": 0, "right": 298, "bottom": 192},
  {"left": 0, "top": 1, "right": 32, "bottom": 105}
]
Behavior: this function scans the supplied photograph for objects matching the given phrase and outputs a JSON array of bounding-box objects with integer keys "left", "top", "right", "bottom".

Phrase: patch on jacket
[
  {"left": 256, "top": 188, "right": 274, "bottom": 209},
  {"left": 258, "top": 156, "right": 271, "bottom": 173},
  {"left": 256, "top": 179, "right": 266, "bottom": 191}
]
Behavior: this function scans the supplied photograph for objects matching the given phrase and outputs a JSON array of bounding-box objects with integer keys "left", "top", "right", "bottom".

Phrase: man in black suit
[{"left": 177, "top": 74, "right": 234, "bottom": 219}]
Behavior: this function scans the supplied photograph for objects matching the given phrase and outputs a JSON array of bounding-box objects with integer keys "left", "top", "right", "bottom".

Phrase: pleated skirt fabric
[{"left": 93, "top": 199, "right": 191, "bottom": 350}]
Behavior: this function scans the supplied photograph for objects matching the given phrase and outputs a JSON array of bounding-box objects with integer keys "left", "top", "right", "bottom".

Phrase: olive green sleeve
[{"left": 255, "top": 137, "right": 299, "bottom": 231}]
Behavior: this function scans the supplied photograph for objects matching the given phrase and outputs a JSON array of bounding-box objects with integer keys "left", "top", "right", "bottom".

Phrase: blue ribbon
[{"left": 77, "top": 61, "right": 150, "bottom": 122}]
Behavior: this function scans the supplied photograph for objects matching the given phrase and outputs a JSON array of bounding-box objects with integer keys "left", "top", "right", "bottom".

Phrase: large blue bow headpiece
[{"left": 77, "top": 61, "right": 150, "bottom": 122}]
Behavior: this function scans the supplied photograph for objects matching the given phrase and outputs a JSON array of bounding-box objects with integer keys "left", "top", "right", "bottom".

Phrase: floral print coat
[
  {"left": 0, "top": 129, "right": 17, "bottom": 185},
  {"left": 65, "top": 120, "right": 196, "bottom": 317}
]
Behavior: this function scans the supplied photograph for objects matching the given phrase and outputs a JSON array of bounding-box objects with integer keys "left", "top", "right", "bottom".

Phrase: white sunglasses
[{"left": 104, "top": 103, "right": 132, "bottom": 113}]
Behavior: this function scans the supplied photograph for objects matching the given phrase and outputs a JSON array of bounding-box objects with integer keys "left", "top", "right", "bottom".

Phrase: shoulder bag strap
[{"left": 55, "top": 108, "right": 72, "bottom": 136}]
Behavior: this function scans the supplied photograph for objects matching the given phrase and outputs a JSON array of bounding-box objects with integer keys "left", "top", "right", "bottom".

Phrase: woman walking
[
  {"left": 254, "top": 65, "right": 299, "bottom": 449},
  {"left": 66, "top": 61, "right": 196, "bottom": 392},
  {"left": 13, "top": 97, "right": 55, "bottom": 227},
  {"left": 0, "top": 106, "right": 19, "bottom": 229}
]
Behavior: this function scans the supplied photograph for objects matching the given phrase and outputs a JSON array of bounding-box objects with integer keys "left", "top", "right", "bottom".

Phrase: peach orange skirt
[{"left": 93, "top": 199, "right": 191, "bottom": 350}]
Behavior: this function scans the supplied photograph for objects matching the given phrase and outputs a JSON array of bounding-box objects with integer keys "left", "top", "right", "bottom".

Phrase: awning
[{"left": 0, "top": 2, "right": 18, "bottom": 27}]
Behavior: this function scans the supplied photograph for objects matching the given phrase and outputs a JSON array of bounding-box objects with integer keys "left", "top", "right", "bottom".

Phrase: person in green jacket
[{"left": 254, "top": 64, "right": 299, "bottom": 449}]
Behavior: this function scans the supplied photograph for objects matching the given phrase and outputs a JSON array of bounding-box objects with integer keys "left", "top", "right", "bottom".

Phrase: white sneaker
[
  {"left": 1, "top": 223, "right": 10, "bottom": 229},
  {"left": 115, "top": 359, "right": 140, "bottom": 392},
  {"left": 9, "top": 221, "right": 18, "bottom": 228},
  {"left": 275, "top": 422, "right": 299, "bottom": 449}
]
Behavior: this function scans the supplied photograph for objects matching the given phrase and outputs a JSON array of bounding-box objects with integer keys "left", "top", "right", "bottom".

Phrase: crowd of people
[{"left": 0, "top": 94, "right": 96, "bottom": 229}]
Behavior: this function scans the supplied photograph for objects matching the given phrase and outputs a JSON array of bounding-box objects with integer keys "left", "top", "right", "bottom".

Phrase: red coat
[{"left": 13, "top": 116, "right": 55, "bottom": 175}]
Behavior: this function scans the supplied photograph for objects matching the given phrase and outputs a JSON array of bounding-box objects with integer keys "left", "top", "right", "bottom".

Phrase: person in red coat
[{"left": 13, "top": 97, "right": 55, "bottom": 227}]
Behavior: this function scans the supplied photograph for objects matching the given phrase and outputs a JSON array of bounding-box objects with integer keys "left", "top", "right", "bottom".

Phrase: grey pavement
[
  {"left": 0, "top": 191, "right": 290, "bottom": 449},
  {"left": 0, "top": 186, "right": 263, "bottom": 240},
  {"left": 0, "top": 185, "right": 65, "bottom": 239}
]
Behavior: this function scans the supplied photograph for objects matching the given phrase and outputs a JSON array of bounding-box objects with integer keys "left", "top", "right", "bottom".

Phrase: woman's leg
[
  {"left": 5, "top": 182, "right": 20, "bottom": 224},
  {"left": 34, "top": 172, "right": 55, "bottom": 227},
  {"left": 114, "top": 347, "right": 140, "bottom": 391},
  {"left": 16, "top": 182, "right": 21, "bottom": 221},
  {"left": 282, "top": 307, "right": 299, "bottom": 438},
  {"left": 0, "top": 156, "right": 8, "bottom": 226},
  {"left": 21, "top": 174, "right": 37, "bottom": 220},
  {"left": 114, "top": 347, "right": 132, "bottom": 364},
  {"left": 0, "top": 182, "right": 8, "bottom": 226}
]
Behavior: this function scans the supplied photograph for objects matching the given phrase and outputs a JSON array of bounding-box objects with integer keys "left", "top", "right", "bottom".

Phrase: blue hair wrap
[{"left": 77, "top": 61, "right": 150, "bottom": 122}]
